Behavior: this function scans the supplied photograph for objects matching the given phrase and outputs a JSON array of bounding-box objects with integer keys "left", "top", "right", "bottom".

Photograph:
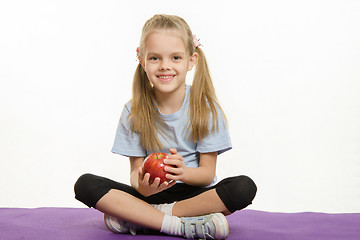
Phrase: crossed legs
[
  {"left": 95, "top": 188, "right": 229, "bottom": 231},
  {"left": 75, "top": 174, "right": 257, "bottom": 231}
]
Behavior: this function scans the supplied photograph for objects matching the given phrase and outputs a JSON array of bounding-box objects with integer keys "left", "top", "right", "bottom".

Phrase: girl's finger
[
  {"left": 165, "top": 155, "right": 184, "bottom": 163},
  {"left": 161, "top": 180, "right": 176, "bottom": 189},
  {"left": 163, "top": 158, "right": 179, "bottom": 166},
  {"left": 164, "top": 165, "right": 178, "bottom": 174},
  {"left": 165, "top": 173, "right": 179, "bottom": 181},
  {"left": 151, "top": 177, "right": 161, "bottom": 188},
  {"left": 169, "top": 148, "right": 177, "bottom": 155},
  {"left": 143, "top": 173, "right": 150, "bottom": 183}
]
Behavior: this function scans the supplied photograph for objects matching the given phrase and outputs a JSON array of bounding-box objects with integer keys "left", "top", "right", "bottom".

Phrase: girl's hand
[
  {"left": 163, "top": 149, "right": 217, "bottom": 187},
  {"left": 136, "top": 166, "right": 176, "bottom": 197},
  {"left": 163, "top": 148, "right": 188, "bottom": 183}
]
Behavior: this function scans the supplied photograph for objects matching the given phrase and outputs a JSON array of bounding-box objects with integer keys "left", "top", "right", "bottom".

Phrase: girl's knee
[
  {"left": 74, "top": 173, "right": 128, "bottom": 208},
  {"left": 216, "top": 175, "right": 257, "bottom": 212},
  {"left": 74, "top": 173, "right": 96, "bottom": 201},
  {"left": 236, "top": 175, "right": 257, "bottom": 199}
]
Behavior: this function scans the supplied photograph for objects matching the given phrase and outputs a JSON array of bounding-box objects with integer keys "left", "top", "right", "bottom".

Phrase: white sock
[
  {"left": 151, "top": 202, "right": 175, "bottom": 216},
  {"left": 160, "top": 214, "right": 182, "bottom": 236}
]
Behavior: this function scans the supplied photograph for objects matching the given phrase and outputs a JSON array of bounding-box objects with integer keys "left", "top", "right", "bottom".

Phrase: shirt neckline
[{"left": 158, "top": 85, "right": 190, "bottom": 121}]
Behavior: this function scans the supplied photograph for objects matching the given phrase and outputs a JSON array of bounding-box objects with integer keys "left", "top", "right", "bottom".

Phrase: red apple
[{"left": 142, "top": 152, "right": 170, "bottom": 184}]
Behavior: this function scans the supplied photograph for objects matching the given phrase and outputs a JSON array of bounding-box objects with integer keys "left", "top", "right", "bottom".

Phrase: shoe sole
[
  {"left": 104, "top": 214, "right": 129, "bottom": 234},
  {"left": 211, "top": 213, "right": 229, "bottom": 239}
]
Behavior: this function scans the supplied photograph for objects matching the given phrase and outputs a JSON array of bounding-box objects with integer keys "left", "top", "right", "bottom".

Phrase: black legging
[{"left": 74, "top": 174, "right": 257, "bottom": 213}]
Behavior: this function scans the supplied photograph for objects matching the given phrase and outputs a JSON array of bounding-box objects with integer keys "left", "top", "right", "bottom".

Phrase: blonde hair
[{"left": 130, "top": 14, "right": 226, "bottom": 151}]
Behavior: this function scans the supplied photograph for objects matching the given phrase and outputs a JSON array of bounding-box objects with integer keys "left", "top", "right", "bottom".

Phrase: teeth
[{"left": 159, "top": 75, "right": 173, "bottom": 79}]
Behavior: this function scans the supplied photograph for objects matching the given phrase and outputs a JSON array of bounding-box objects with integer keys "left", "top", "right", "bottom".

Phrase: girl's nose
[{"left": 159, "top": 59, "right": 171, "bottom": 70}]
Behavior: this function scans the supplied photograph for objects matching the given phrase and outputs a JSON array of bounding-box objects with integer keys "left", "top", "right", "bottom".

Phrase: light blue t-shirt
[{"left": 111, "top": 85, "right": 232, "bottom": 184}]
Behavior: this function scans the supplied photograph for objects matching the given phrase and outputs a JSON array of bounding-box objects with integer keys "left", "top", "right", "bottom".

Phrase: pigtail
[
  {"left": 189, "top": 47, "right": 226, "bottom": 142},
  {"left": 130, "top": 64, "right": 166, "bottom": 151}
]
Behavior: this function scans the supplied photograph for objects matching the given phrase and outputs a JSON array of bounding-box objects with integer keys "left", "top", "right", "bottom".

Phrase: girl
[{"left": 74, "top": 14, "right": 257, "bottom": 239}]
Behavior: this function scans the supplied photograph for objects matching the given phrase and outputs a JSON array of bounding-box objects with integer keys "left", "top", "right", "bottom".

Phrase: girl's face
[{"left": 140, "top": 29, "right": 197, "bottom": 96}]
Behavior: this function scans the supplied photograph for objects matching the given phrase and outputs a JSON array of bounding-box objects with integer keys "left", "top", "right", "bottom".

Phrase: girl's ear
[
  {"left": 138, "top": 56, "right": 146, "bottom": 70},
  {"left": 137, "top": 47, "right": 146, "bottom": 70},
  {"left": 188, "top": 52, "right": 198, "bottom": 71}
]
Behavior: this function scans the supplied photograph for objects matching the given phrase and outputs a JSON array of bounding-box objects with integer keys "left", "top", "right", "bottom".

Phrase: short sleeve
[
  {"left": 111, "top": 103, "right": 147, "bottom": 157},
  {"left": 196, "top": 109, "right": 232, "bottom": 155}
]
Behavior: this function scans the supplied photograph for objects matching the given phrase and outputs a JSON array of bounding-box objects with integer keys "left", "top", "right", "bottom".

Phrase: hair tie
[
  {"left": 193, "top": 35, "right": 202, "bottom": 48},
  {"left": 136, "top": 47, "right": 140, "bottom": 58}
]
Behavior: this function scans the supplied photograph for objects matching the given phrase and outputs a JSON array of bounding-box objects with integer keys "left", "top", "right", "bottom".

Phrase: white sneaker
[
  {"left": 104, "top": 214, "right": 143, "bottom": 235},
  {"left": 181, "top": 213, "right": 229, "bottom": 239}
]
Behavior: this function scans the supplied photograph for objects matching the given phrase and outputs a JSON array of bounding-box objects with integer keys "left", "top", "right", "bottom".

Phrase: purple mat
[{"left": 0, "top": 208, "right": 359, "bottom": 240}]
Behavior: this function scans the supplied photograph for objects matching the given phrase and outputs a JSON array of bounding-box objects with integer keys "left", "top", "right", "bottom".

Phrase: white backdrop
[{"left": 1, "top": 0, "right": 359, "bottom": 213}]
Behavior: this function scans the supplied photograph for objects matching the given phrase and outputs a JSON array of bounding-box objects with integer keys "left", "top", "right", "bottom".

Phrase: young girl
[{"left": 74, "top": 14, "right": 257, "bottom": 239}]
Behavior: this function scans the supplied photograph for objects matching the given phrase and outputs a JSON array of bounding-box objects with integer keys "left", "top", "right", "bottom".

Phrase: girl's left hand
[
  {"left": 164, "top": 148, "right": 188, "bottom": 182},
  {"left": 137, "top": 166, "right": 176, "bottom": 197}
]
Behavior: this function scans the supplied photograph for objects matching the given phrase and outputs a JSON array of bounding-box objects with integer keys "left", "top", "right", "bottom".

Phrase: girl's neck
[{"left": 154, "top": 85, "right": 186, "bottom": 115}]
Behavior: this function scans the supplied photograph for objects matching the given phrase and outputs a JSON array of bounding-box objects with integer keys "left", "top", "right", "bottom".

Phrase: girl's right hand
[{"left": 136, "top": 166, "right": 176, "bottom": 197}]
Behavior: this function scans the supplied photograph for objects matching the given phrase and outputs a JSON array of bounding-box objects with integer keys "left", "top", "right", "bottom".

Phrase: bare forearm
[
  {"left": 181, "top": 166, "right": 215, "bottom": 187},
  {"left": 130, "top": 170, "right": 139, "bottom": 190}
]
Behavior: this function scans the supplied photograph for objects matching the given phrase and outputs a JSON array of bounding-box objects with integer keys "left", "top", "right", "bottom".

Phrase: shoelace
[{"left": 182, "top": 216, "right": 215, "bottom": 239}]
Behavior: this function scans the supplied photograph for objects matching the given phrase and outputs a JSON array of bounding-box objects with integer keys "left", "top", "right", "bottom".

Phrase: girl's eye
[
  {"left": 173, "top": 56, "right": 181, "bottom": 61},
  {"left": 149, "top": 57, "right": 159, "bottom": 61}
]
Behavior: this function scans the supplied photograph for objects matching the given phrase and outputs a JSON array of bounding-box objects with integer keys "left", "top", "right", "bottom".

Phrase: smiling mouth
[{"left": 157, "top": 75, "right": 175, "bottom": 81}]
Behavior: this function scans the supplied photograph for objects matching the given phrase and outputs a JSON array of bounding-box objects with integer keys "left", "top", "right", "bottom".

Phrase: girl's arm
[
  {"left": 130, "top": 156, "right": 176, "bottom": 197},
  {"left": 129, "top": 156, "right": 145, "bottom": 190},
  {"left": 164, "top": 148, "right": 217, "bottom": 187}
]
